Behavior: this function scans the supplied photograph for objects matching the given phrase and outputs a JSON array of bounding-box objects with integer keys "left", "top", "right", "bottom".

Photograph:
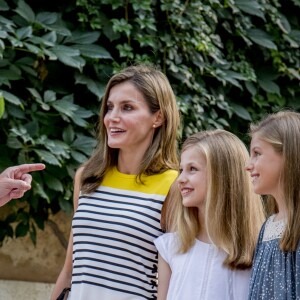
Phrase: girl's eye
[
  {"left": 254, "top": 151, "right": 261, "bottom": 157},
  {"left": 179, "top": 168, "right": 183, "bottom": 174},
  {"left": 190, "top": 166, "right": 198, "bottom": 172}
]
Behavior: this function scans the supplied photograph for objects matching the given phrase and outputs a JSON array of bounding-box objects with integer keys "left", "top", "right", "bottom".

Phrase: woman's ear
[{"left": 153, "top": 110, "right": 164, "bottom": 128}]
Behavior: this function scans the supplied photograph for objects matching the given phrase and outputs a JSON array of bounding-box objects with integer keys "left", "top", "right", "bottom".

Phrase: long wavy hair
[
  {"left": 81, "top": 64, "right": 180, "bottom": 194},
  {"left": 250, "top": 110, "right": 300, "bottom": 251},
  {"left": 164, "top": 129, "right": 265, "bottom": 269}
]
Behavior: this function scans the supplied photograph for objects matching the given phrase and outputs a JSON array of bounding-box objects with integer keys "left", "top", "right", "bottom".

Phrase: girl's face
[
  {"left": 246, "top": 135, "right": 284, "bottom": 198},
  {"left": 104, "top": 81, "right": 160, "bottom": 155},
  {"left": 177, "top": 147, "right": 207, "bottom": 209}
]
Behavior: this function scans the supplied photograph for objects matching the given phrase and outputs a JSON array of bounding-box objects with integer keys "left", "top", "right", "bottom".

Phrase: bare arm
[
  {"left": 157, "top": 253, "right": 171, "bottom": 300},
  {"left": 51, "top": 167, "right": 83, "bottom": 300}
]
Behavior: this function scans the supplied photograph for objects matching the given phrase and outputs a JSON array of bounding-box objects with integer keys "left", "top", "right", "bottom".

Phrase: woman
[{"left": 51, "top": 64, "right": 180, "bottom": 300}]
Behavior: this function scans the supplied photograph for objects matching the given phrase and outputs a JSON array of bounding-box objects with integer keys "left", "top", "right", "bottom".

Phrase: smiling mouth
[
  {"left": 181, "top": 188, "right": 193, "bottom": 196},
  {"left": 251, "top": 175, "right": 259, "bottom": 183},
  {"left": 110, "top": 128, "right": 126, "bottom": 134}
]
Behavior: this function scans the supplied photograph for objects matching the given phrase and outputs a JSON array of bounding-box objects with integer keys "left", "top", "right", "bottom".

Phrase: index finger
[{"left": 16, "top": 163, "right": 46, "bottom": 174}]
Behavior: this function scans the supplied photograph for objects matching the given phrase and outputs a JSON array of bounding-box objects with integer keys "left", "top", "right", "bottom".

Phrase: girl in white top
[{"left": 154, "top": 129, "right": 265, "bottom": 300}]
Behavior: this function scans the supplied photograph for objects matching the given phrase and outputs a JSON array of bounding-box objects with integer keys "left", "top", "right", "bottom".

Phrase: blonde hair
[
  {"left": 250, "top": 110, "right": 300, "bottom": 251},
  {"left": 165, "top": 129, "right": 265, "bottom": 269},
  {"left": 81, "top": 64, "right": 180, "bottom": 194}
]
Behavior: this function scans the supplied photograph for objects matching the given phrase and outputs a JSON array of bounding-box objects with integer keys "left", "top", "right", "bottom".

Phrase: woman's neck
[{"left": 117, "top": 150, "right": 144, "bottom": 174}]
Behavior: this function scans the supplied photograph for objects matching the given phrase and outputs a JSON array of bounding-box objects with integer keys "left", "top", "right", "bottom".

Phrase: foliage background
[{"left": 0, "top": 0, "right": 299, "bottom": 245}]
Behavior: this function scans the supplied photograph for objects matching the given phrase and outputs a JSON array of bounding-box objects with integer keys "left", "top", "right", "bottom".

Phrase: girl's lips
[{"left": 181, "top": 187, "right": 193, "bottom": 196}]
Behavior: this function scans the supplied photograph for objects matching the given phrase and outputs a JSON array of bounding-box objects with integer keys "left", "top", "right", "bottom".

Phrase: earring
[{"left": 153, "top": 124, "right": 156, "bottom": 128}]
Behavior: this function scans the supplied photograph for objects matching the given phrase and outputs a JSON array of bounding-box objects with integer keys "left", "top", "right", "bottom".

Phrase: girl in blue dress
[{"left": 246, "top": 111, "right": 300, "bottom": 300}]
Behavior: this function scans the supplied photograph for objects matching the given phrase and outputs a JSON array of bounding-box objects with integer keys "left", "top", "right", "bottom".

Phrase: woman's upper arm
[
  {"left": 157, "top": 253, "right": 171, "bottom": 300},
  {"left": 73, "top": 166, "right": 84, "bottom": 211},
  {"left": 50, "top": 167, "right": 84, "bottom": 300}
]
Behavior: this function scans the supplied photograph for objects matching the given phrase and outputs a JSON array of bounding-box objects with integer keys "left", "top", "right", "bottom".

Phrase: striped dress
[{"left": 68, "top": 167, "right": 177, "bottom": 300}]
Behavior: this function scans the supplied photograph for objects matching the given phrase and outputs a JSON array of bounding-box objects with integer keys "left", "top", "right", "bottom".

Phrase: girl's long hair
[
  {"left": 80, "top": 64, "right": 180, "bottom": 194},
  {"left": 250, "top": 110, "right": 300, "bottom": 251},
  {"left": 164, "top": 130, "right": 265, "bottom": 269}
]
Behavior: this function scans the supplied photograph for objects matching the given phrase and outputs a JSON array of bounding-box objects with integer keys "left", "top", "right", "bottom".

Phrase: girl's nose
[
  {"left": 245, "top": 159, "right": 252, "bottom": 171},
  {"left": 177, "top": 172, "right": 187, "bottom": 184}
]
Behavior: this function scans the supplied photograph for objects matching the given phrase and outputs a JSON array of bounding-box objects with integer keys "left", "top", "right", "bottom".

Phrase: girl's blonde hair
[
  {"left": 165, "top": 129, "right": 265, "bottom": 270},
  {"left": 250, "top": 110, "right": 300, "bottom": 251},
  {"left": 81, "top": 64, "right": 180, "bottom": 194}
]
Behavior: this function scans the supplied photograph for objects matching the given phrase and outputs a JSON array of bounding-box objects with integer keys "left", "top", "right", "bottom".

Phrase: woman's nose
[{"left": 109, "top": 109, "right": 120, "bottom": 122}]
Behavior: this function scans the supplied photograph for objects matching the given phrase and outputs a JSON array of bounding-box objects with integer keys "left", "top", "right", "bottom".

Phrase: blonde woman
[
  {"left": 155, "top": 130, "right": 265, "bottom": 300},
  {"left": 51, "top": 64, "right": 180, "bottom": 300},
  {"left": 246, "top": 111, "right": 300, "bottom": 299}
]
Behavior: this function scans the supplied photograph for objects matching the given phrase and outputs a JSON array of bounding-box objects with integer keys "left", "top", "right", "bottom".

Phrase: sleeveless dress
[
  {"left": 155, "top": 233, "right": 251, "bottom": 300},
  {"left": 67, "top": 167, "right": 177, "bottom": 300},
  {"left": 248, "top": 215, "right": 300, "bottom": 299}
]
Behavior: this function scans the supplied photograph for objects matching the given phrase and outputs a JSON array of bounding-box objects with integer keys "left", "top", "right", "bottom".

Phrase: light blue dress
[{"left": 248, "top": 215, "right": 300, "bottom": 300}]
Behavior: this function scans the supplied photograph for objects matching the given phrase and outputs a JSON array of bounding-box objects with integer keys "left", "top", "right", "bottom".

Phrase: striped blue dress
[{"left": 68, "top": 167, "right": 177, "bottom": 300}]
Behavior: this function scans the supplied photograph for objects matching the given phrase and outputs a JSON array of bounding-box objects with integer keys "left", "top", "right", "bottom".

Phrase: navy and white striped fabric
[{"left": 68, "top": 168, "right": 177, "bottom": 300}]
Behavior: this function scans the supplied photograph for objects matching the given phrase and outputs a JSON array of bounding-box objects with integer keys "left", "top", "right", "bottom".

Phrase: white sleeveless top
[{"left": 154, "top": 233, "right": 251, "bottom": 300}]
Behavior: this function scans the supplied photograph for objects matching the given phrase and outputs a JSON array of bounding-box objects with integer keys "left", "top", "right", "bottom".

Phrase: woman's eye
[
  {"left": 123, "top": 104, "right": 133, "bottom": 111},
  {"left": 254, "top": 151, "right": 260, "bottom": 157},
  {"left": 190, "top": 166, "right": 197, "bottom": 171},
  {"left": 107, "top": 104, "right": 113, "bottom": 111},
  {"left": 179, "top": 168, "right": 183, "bottom": 174}
]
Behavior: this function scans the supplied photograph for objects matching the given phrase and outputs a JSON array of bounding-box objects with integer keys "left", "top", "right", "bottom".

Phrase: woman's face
[{"left": 104, "top": 81, "right": 160, "bottom": 155}]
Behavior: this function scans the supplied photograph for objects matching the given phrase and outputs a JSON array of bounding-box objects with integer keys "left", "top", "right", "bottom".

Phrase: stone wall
[{"left": 0, "top": 209, "right": 72, "bottom": 284}]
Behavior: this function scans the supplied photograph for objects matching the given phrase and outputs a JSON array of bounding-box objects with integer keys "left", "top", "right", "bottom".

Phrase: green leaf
[
  {"left": 33, "top": 181, "right": 50, "bottom": 203},
  {"left": 1, "top": 90, "right": 22, "bottom": 105},
  {"left": 34, "top": 149, "right": 61, "bottom": 166},
  {"left": 7, "top": 137, "right": 23, "bottom": 149},
  {"left": 52, "top": 98, "right": 78, "bottom": 118},
  {"left": 15, "top": 221, "right": 29, "bottom": 237},
  {"left": 36, "top": 12, "right": 58, "bottom": 25},
  {"left": 235, "top": 0, "right": 265, "bottom": 19},
  {"left": 44, "top": 90, "right": 56, "bottom": 103},
  {"left": 258, "top": 78, "right": 280, "bottom": 95},
  {"left": 63, "top": 125, "right": 75, "bottom": 144},
  {"left": 230, "top": 103, "right": 252, "bottom": 121},
  {"left": 14, "top": 0, "right": 35, "bottom": 23},
  {"left": 66, "top": 31, "right": 100, "bottom": 44},
  {"left": 29, "top": 224, "right": 37, "bottom": 245},
  {"left": 59, "top": 198, "right": 73, "bottom": 214},
  {"left": 75, "top": 73, "right": 106, "bottom": 99},
  {"left": 71, "top": 150, "right": 87, "bottom": 163},
  {"left": 247, "top": 29, "right": 277, "bottom": 50},
  {"left": 0, "top": 69, "right": 22, "bottom": 81},
  {"left": 75, "top": 44, "right": 112, "bottom": 59},
  {"left": 72, "top": 135, "right": 96, "bottom": 155},
  {"left": 16, "top": 26, "right": 32, "bottom": 40},
  {"left": 24, "top": 42, "right": 40, "bottom": 54},
  {"left": 52, "top": 45, "right": 85, "bottom": 70},
  {"left": 0, "top": 0, "right": 9, "bottom": 11},
  {"left": 0, "top": 93, "right": 4, "bottom": 118},
  {"left": 43, "top": 172, "right": 64, "bottom": 192}
]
